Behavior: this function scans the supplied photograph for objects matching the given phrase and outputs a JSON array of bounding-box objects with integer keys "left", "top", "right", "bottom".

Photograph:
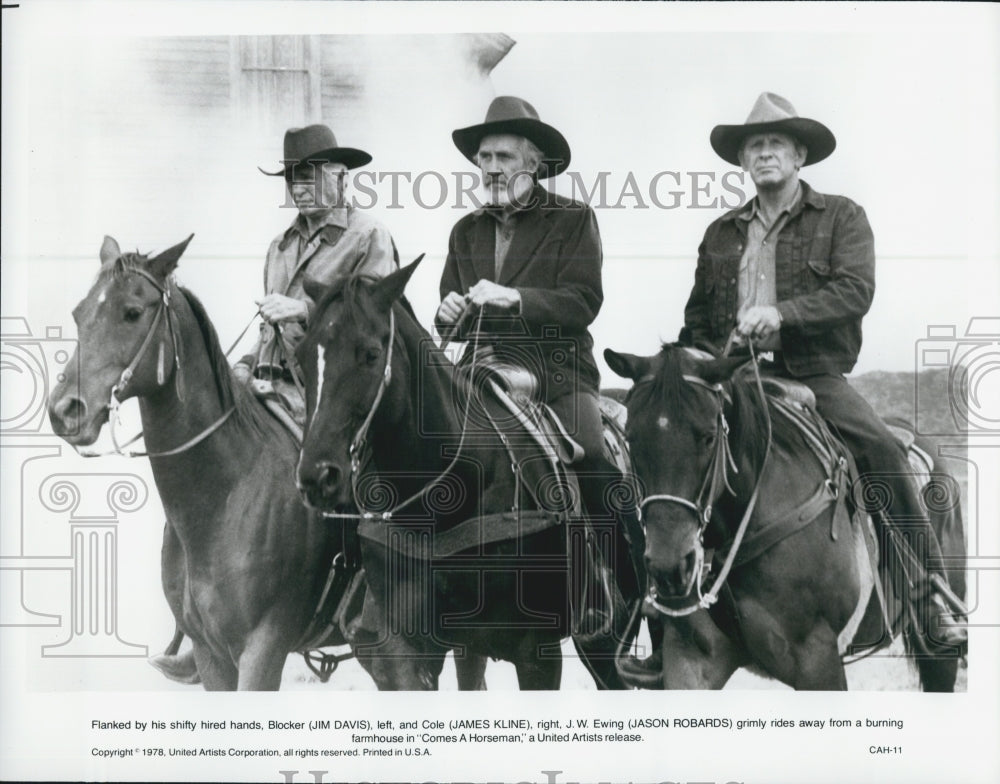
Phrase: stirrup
[{"left": 930, "top": 573, "right": 968, "bottom": 617}]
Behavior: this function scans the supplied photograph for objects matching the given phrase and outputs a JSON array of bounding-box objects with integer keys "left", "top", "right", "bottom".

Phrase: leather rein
[
  {"left": 316, "top": 305, "right": 486, "bottom": 523},
  {"left": 76, "top": 266, "right": 236, "bottom": 459},
  {"left": 641, "top": 339, "right": 773, "bottom": 617}
]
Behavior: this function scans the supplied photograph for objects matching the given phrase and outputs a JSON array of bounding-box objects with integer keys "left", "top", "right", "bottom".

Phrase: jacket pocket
[{"left": 807, "top": 258, "right": 832, "bottom": 276}]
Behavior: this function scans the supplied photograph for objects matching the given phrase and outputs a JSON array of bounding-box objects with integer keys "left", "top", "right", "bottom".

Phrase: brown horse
[
  {"left": 47, "top": 235, "right": 349, "bottom": 690},
  {"left": 294, "top": 259, "right": 635, "bottom": 690},
  {"left": 606, "top": 344, "right": 965, "bottom": 691}
]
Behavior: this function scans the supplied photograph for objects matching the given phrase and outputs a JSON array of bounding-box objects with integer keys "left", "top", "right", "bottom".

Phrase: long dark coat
[{"left": 439, "top": 186, "right": 603, "bottom": 402}]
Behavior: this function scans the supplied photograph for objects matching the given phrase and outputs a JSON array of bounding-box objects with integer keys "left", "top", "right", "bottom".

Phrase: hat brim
[
  {"left": 710, "top": 118, "right": 836, "bottom": 167},
  {"left": 258, "top": 146, "right": 373, "bottom": 176},
  {"left": 452, "top": 118, "right": 571, "bottom": 178}
]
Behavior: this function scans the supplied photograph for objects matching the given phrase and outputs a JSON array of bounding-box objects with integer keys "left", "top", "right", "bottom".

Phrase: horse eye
[
  {"left": 123, "top": 306, "right": 143, "bottom": 323},
  {"left": 364, "top": 347, "right": 381, "bottom": 366}
]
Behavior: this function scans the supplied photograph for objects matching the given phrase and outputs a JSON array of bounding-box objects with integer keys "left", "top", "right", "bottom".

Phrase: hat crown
[
  {"left": 744, "top": 92, "right": 800, "bottom": 125},
  {"left": 482, "top": 96, "right": 541, "bottom": 125},
  {"left": 283, "top": 124, "right": 339, "bottom": 162}
]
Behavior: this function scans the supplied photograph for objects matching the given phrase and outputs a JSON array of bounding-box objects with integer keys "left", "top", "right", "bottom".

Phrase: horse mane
[
  {"left": 176, "top": 286, "right": 284, "bottom": 442},
  {"left": 725, "top": 364, "right": 810, "bottom": 473}
]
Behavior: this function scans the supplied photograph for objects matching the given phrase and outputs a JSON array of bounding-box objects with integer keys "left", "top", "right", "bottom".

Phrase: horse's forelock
[{"left": 630, "top": 344, "right": 709, "bottom": 425}]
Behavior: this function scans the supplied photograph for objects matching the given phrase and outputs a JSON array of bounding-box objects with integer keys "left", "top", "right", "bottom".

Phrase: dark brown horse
[
  {"left": 47, "top": 235, "right": 347, "bottom": 690},
  {"left": 606, "top": 344, "right": 965, "bottom": 691},
  {"left": 295, "top": 259, "right": 633, "bottom": 690}
]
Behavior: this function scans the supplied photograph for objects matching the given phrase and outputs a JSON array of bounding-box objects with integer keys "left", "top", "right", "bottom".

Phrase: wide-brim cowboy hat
[
  {"left": 452, "top": 96, "right": 571, "bottom": 178},
  {"left": 710, "top": 92, "right": 836, "bottom": 167},
  {"left": 258, "top": 124, "right": 372, "bottom": 177}
]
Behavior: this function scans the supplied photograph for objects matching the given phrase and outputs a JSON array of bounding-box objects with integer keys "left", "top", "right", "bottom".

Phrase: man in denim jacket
[{"left": 683, "top": 93, "right": 965, "bottom": 651}]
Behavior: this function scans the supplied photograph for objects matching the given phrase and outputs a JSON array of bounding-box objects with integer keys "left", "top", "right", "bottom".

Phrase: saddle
[
  {"left": 474, "top": 352, "right": 633, "bottom": 514},
  {"left": 721, "top": 368, "right": 954, "bottom": 654},
  {"left": 479, "top": 354, "right": 585, "bottom": 468}
]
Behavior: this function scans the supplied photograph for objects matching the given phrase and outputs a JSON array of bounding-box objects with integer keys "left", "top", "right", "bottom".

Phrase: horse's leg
[
  {"left": 571, "top": 587, "right": 632, "bottom": 690},
  {"left": 740, "top": 598, "right": 848, "bottom": 691},
  {"left": 514, "top": 642, "right": 562, "bottom": 690},
  {"left": 453, "top": 651, "right": 488, "bottom": 690},
  {"left": 360, "top": 635, "right": 446, "bottom": 691},
  {"left": 236, "top": 626, "right": 288, "bottom": 691},
  {"left": 791, "top": 626, "right": 848, "bottom": 691},
  {"left": 149, "top": 521, "right": 201, "bottom": 684},
  {"left": 192, "top": 643, "right": 238, "bottom": 691},
  {"left": 572, "top": 636, "right": 626, "bottom": 690},
  {"left": 661, "top": 610, "right": 743, "bottom": 689}
]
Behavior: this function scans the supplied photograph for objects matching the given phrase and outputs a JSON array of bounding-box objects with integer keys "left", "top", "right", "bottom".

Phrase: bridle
[
  {"left": 312, "top": 304, "right": 484, "bottom": 523},
  {"left": 640, "top": 340, "right": 773, "bottom": 617},
  {"left": 77, "top": 264, "right": 234, "bottom": 459}
]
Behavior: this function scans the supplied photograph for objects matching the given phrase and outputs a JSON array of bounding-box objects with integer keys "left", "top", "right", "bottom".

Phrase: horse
[
  {"left": 47, "top": 235, "right": 352, "bottom": 690},
  {"left": 605, "top": 344, "right": 966, "bottom": 691},
  {"left": 293, "top": 258, "right": 635, "bottom": 690}
]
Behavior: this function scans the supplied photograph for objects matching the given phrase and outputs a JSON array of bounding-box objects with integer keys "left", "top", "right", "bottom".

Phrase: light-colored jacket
[{"left": 245, "top": 206, "right": 398, "bottom": 377}]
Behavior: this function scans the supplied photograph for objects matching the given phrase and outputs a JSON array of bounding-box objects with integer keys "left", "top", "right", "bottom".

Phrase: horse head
[
  {"left": 605, "top": 345, "right": 747, "bottom": 604},
  {"left": 47, "top": 234, "right": 194, "bottom": 445},
  {"left": 295, "top": 256, "right": 423, "bottom": 511}
]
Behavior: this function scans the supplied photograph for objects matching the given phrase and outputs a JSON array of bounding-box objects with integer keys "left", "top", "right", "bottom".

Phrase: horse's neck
[
  {"left": 137, "top": 296, "right": 246, "bottom": 471},
  {"left": 372, "top": 317, "right": 461, "bottom": 473}
]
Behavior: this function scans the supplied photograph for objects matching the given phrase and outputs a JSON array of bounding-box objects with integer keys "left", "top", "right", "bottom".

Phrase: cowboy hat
[
  {"left": 710, "top": 92, "right": 836, "bottom": 167},
  {"left": 452, "top": 96, "right": 571, "bottom": 178},
  {"left": 258, "top": 124, "right": 372, "bottom": 177}
]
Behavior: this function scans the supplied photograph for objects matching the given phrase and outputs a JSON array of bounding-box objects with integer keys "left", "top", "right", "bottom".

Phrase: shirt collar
[
  {"left": 725, "top": 179, "right": 823, "bottom": 223},
  {"left": 290, "top": 205, "right": 350, "bottom": 237},
  {"left": 279, "top": 206, "right": 350, "bottom": 251}
]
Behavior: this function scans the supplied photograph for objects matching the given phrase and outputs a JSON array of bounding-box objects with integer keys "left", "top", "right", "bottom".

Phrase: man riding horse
[
  {"left": 625, "top": 93, "right": 965, "bottom": 679},
  {"left": 151, "top": 123, "right": 398, "bottom": 682},
  {"left": 435, "top": 95, "right": 645, "bottom": 639}
]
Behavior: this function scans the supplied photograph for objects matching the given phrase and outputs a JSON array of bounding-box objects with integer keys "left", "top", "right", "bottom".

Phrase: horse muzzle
[
  {"left": 646, "top": 539, "right": 705, "bottom": 603},
  {"left": 297, "top": 460, "right": 351, "bottom": 511},
  {"left": 47, "top": 393, "right": 108, "bottom": 446}
]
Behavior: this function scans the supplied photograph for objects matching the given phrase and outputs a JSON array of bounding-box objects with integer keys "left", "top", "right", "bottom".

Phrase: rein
[
  {"left": 76, "top": 266, "right": 241, "bottom": 459},
  {"left": 642, "top": 338, "right": 774, "bottom": 617},
  {"left": 318, "top": 305, "right": 486, "bottom": 523}
]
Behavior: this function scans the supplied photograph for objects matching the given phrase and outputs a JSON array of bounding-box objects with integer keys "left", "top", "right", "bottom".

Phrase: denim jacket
[{"left": 683, "top": 181, "right": 876, "bottom": 376}]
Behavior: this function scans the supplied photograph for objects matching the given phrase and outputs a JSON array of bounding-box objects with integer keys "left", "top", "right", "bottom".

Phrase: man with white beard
[{"left": 436, "top": 95, "right": 645, "bottom": 650}]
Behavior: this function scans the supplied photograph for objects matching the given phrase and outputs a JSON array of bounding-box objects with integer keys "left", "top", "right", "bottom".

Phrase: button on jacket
[{"left": 683, "top": 181, "right": 876, "bottom": 376}]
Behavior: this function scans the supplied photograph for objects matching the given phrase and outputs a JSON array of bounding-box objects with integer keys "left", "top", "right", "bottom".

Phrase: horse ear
[
  {"left": 148, "top": 234, "right": 194, "bottom": 281},
  {"left": 99, "top": 236, "right": 121, "bottom": 265},
  {"left": 302, "top": 274, "right": 329, "bottom": 304},
  {"left": 700, "top": 355, "right": 750, "bottom": 385},
  {"left": 604, "top": 349, "right": 651, "bottom": 381},
  {"left": 372, "top": 254, "right": 424, "bottom": 309}
]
